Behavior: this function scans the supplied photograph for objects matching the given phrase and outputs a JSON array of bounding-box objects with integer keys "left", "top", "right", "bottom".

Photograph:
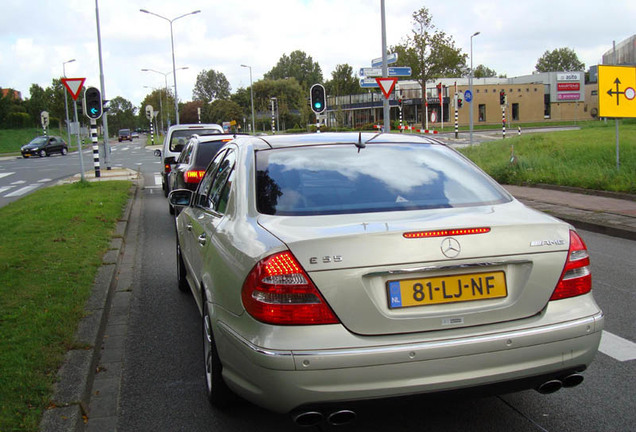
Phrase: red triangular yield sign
[
  {"left": 61, "top": 78, "right": 86, "bottom": 101},
  {"left": 375, "top": 77, "right": 398, "bottom": 99}
]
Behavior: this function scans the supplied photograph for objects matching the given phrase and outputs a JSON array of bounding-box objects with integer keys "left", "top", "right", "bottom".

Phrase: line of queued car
[
  {"left": 21, "top": 136, "right": 69, "bottom": 158},
  {"left": 160, "top": 127, "right": 603, "bottom": 427}
]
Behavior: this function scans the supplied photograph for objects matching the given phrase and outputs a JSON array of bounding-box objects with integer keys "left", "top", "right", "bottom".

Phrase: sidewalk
[{"left": 504, "top": 185, "right": 636, "bottom": 240}]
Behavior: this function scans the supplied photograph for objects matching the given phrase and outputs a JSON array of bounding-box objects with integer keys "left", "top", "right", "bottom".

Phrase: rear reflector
[
  {"left": 242, "top": 251, "right": 339, "bottom": 325},
  {"left": 550, "top": 230, "right": 592, "bottom": 300},
  {"left": 404, "top": 227, "right": 490, "bottom": 239}
]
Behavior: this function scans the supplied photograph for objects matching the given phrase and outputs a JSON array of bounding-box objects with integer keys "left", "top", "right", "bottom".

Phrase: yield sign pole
[{"left": 380, "top": 0, "right": 390, "bottom": 132}]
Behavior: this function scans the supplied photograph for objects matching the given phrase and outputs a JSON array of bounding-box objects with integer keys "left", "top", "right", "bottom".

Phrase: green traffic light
[{"left": 314, "top": 102, "right": 322, "bottom": 109}]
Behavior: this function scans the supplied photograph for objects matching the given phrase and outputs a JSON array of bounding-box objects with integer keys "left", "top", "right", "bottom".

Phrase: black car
[
  {"left": 166, "top": 134, "right": 237, "bottom": 214},
  {"left": 118, "top": 129, "right": 132, "bottom": 142},
  {"left": 21, "top": 136, "right": 69, "bottom": 158}
]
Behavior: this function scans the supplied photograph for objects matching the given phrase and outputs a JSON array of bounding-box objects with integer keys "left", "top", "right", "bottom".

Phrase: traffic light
[
  {"left": 310, "top": 84, "right": 326, "bottom": 114},
  {"left": 458, "top": 97, "right": 463, "bottom": 108},
  {"left": 499, "top": 90, "right": 506, "bottom": 106},
  {"left": 84, "top": 87, "right": 103, "bottom": 119}
]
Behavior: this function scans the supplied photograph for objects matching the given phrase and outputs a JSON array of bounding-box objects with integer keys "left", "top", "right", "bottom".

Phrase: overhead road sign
[
  {"left": 371, "top": 52, "right": 398, "bottom": 67},
  {"left": 598, "top": 65, "right": 636, "bottom": 118},
  {"left": 61, "top": 78, "right": 86, "bottom": 101},
  {"left": 376, "top": 77, "right": 398, "bottom": 99},
  {"left": 360, "top": 66, "right": 412, "bottom": 77}
]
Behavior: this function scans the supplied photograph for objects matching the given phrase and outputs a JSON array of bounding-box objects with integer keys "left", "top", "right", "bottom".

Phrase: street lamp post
[
  {"left": 62, "top": 59, "right": 76, "bottom": 150},
  {"left": 469, "top": 31, "right": 480, "bottom": 146},
  {"left": 142, "top": 67, "right": 188, "bottom": 132},
  {"left": 240, "top": 64, "right": 255, "bottom": 134},
  {"left": 140, "top": 8, "right": 200, "bottom": 125}
]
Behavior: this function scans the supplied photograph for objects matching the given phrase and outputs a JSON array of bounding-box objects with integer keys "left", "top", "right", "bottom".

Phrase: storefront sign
[
  {"left": 557, "top": 72, "right": 581, "bottom": 81},
  {"left": 557, "top": 93, "right": 581, "bottom": 101},
  {"left": 558, "top": 82, "right": 580, "bottom": 91}
]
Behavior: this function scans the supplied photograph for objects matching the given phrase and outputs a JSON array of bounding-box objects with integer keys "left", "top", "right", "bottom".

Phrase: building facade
[{"left": 324, "top": 71, "right": 596, "bottom": 129}]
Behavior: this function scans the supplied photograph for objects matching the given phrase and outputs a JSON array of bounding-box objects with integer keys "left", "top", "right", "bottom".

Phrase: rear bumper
[{"left": 216, "top": 310, "right": 603, "bottom": 413}]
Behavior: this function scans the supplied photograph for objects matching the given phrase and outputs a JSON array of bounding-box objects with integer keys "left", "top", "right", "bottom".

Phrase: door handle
[
  {"left": 186, "top": 224, "right": 192, "bottom": 231},
  {"left": 198, "top": 233, "right": 207, "bottom": 246}
]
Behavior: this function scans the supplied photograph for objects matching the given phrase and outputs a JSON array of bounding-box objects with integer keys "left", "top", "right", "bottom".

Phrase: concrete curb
[{"left": 39, "top": 182, "right": 138, "bottom": 432}]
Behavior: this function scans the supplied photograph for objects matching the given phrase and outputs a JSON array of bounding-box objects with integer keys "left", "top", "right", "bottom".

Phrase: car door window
[
  {"left": 194, "top": 149, "right": 227, "bottom": 209},
  {"left": 206, "top": 149, "right": 236, "bottom": 214}
]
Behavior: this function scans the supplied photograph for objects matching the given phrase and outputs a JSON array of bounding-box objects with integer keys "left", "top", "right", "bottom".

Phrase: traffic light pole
[{"left": 90, "top": 119, "right": 101, "bottom": 178}]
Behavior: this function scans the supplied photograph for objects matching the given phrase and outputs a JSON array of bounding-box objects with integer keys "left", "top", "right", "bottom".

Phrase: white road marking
[
  {"left": 11, "top": 180, "right": 26, "bottom": 185},
  {"left": 0, "top": 172, "right": 14, "bottom": 180},
  {"left": 154, "top": 174, "right": 162, "bottom": 186},
  {"left": 5, "top": 184, "right": 41, "bottom": 197},
  {"left": 38, "top": 178, "right": 52, "bottom": 183},
  {"left": 0, "top": 186, "right": 14, "bottom": 194},
  {"left": 599, "top": 331, "right": 636, "bottom": 362}
]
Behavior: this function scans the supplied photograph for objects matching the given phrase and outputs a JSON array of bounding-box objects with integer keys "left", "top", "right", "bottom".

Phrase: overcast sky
[{"left": 1, "top": 0, "right": 634, "bottom": 107}]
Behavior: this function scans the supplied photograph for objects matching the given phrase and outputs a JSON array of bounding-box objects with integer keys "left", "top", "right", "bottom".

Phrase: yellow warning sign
[{"left": 598, "top": 65, "right": 636, "bottom": 118}]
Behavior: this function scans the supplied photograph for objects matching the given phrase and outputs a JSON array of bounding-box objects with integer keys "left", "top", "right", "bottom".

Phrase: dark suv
[
  {"left": 166, "top": 134, "right": 238, "bottom": 214},
  {"left": 118, "top": 129, "right": 132, "bottom": 142},
  {"left": 21, "top": 136, "right": 68, "bottom": 158}
]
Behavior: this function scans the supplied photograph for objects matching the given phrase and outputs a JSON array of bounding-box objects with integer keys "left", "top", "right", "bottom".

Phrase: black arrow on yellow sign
[{"left": 607, "top": 78, "right": 625, "bottom": 105}]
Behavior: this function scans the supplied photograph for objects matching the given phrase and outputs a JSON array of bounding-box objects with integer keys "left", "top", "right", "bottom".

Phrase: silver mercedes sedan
[{"left": 169, "top": 132, "right": 603, "bottom": 427}]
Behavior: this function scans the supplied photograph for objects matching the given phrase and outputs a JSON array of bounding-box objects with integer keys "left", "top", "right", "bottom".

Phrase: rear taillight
[
  {"left": 184, "top": 170, "right": 205, "bottom": 184},
  {"left": 242, "top": 251, "right": 339, "bottom": 325},
  {"left": 550, "top": 230, "right": 591, "bottom": 300},
  {"left": 164, "top": 164, "right": 171, "bottom": 174}
]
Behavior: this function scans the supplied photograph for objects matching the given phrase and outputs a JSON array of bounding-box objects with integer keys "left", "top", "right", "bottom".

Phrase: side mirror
[
  {"left": 165, "top": 156, "right": 177, "bottom": 165},
  {"left": 169, "top": 189, "right": 193, "bottom": 208},
  {"left": 154, "top": 149, "right": 162, "bottom": 157}
]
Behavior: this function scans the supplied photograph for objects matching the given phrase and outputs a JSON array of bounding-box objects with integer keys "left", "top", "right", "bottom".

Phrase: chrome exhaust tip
[
  {"left": 537, "top": 379, "right": 563, "bottom": 394},
  {"left": 327, "top": 409, "right": 356, "bottom": 426},
  {"left": 562, "top": 373, "right": 584, "bottom": 388},
  {"left": 292, "top": 411, "right": 324, "bottom": 427}
]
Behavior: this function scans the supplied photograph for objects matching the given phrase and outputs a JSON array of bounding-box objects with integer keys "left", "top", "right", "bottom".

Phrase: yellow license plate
[{"left": 387, "top": 271, "right": 507, "bottom": 309}]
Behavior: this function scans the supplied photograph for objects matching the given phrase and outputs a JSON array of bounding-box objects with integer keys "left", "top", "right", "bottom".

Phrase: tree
[
  {"left": 180, "top": 100, "right": 204, "bottom": 124},
  {"left": 106, "top": 96, "right": 137, "bottom": 133},
  {"left": 264, "top": 50, "right": 323, "bottom": 90},
  {"left": 473, "top": 64, "right": 498, "bottom": 78},
  {"left": 193, "top": 69, "right": 231, "bottom": 103},
  {"left": 391, "top": 7, "right": 467, "bottom": 125},
  {"left": 325, "top": 64, "right": 363, "bottom": 97},
  {"left": 203, "top": 100, "right": 243, "bottom": 129},
  {"left": 535, "top": 48, "right": 585, "bottom": 73},
  {"left": 252, "top": 78, "right": 304, "bottom": 131}
]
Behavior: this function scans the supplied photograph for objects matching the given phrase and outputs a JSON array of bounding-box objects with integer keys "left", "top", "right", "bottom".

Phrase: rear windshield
[
  {"left": 169, "top": 129, "right": 221, "bottom": 152},
  {"left": 194, "top": 141, "right": 227, "bottom": 167},
  {"left": 256, "top": 144, "right": 510, "bottom": 216}
]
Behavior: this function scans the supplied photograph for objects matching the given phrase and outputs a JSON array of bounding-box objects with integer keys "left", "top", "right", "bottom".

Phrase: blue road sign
[
  {"left": 371, "top": 52, "right": 398, "bottom": 67},
  {"left": 359, "top": 78, "right": 380, "bottom": 88},
  {"left": 464, "top": 90, "right": 473, "bottom": 103}
]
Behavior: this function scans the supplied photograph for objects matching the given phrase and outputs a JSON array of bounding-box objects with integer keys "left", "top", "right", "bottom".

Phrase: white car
[
  {"left": 156, "top": 123, "right": 223, "bottom": 196},
  {"left": 169, "top": 133, "right": 603, "bottom": 427}
]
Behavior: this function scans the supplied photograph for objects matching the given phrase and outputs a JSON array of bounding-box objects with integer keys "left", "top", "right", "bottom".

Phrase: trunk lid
[{"left": 258, "top": 200, "right": 571, "bottom": 335}]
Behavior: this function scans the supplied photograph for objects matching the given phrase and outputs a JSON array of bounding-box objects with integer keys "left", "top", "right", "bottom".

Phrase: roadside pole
[
  {"left": 90, "top": 119, "right": 101, "bottom": 178},
  {"left": 380, "top": 0, "right": 390, "bottom": 132},
  {"left": 74, "top": 101, "right": 86, "bottom": 181}
]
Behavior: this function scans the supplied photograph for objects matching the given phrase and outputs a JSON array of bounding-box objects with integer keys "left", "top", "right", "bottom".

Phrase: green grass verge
[
  {"left": 459, "top": 122, "right": 636, "bottom": 193},
  {"left": 0, "top": 181, "right": 132, "bottom": 431}
]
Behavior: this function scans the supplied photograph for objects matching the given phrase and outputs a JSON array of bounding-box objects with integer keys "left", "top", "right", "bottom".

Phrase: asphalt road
[
  {"left": 110, "top": 144, "right": 634, "bottom": 432},
  {"left": 3, "top": 138, "right": 633, "bottom": 431}
]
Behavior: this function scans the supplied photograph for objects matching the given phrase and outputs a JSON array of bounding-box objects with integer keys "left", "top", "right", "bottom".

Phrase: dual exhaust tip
[
  {"left": 292, "top": 409, "right": 356, "bottom": 427},
  {"left": 292, "top": 374, "right": 584, "bottom": 425},
  {"left": 536, "top": 373, "right": 584, "bottom": 394}
]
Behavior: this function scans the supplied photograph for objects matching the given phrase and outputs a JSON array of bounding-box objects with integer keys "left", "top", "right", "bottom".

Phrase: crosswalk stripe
[
  {"left": 4, "top": 184, "right": 41, "bottom": 197},
  {"left": 0, "top": 172, "right": 13, "bottom": 180},
  {"left": 599, "top": 331, "right": 636, "bottom": 362}
]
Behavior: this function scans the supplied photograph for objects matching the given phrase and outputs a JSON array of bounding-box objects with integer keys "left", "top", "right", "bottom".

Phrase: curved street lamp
[
  {"left": 62, "top": 59, "right": 76, "bottom": 148},
  {"left": 140, "top": 8, "right": 200, "bottom": 125},
  {"left": 240, "top": 64, "right": 256, "bottom": 134},
  {"left": 142, "top": 66, "right": 189, "bottom": 131}
]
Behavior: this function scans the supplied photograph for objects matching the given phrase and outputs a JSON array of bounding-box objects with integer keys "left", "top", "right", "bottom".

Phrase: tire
[
  {"left": 39, "top": 149, "right": 46, "bottom": 157},
  {"left": 61, "top": 147, "right": 68, "bottom": 156},
  {"left": 176, "top": 241, "right": 189, "bottom": 292},
  {"left": 203, "top": 301, "right": 234, "bottom": 407}
]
